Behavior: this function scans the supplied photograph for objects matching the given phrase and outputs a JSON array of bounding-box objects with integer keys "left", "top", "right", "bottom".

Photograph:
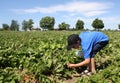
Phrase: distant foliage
[
  {"left": 10, "top": 20, "right": 19, "bottom": 31},
  {"left": 28, "top": 19, "right": 34, "bottom": 30},
  {"left": 40, "top": 16, "right": 55, "bottom": 30},
  {"left": 22, "top": 19, "right": 34, "bottom": 31},
  {"left": 75, "top": 19, "right": 84, "bottom": 30},
  {"left": 22, "top": 20, "right": 28, "bottom": 31},
  {"left": 58, "top": 22, "right": 70, "bottom": 30},
  {"left": 118, "top": 24, "right": 120, "bottom": 29},
  {"left": 92, "top": 18, "right": 104, "bottom": 30},
  {"left": 2, "top": 24, "right": 9, "bottom": 30}
]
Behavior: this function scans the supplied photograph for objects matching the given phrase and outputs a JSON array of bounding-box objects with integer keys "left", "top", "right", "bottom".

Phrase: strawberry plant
[{"left": 0, "top": 31, "right": 120, "bottom": 82}]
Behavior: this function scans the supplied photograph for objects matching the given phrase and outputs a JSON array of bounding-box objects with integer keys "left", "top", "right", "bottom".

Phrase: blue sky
[{"left": 0, "top": 0, "right": 120, "bottom": 30}]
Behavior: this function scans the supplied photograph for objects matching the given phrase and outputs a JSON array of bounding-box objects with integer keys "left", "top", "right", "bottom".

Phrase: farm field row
[{"left": 0, "top": 31, "right": 120, "bottom": 83}]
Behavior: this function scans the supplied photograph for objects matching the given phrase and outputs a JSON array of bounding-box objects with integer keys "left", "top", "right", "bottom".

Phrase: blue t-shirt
[{"left": 79, "top": 31, "right": 108, "bottom": 59}]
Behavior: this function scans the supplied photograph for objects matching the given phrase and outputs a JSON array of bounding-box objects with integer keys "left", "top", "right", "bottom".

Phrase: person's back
[
  {"left": 79, "top": 31, "right": 108, "bottom": 44},
  {"left": 79, "top": 31, "right": 108, "bottom": 59}
]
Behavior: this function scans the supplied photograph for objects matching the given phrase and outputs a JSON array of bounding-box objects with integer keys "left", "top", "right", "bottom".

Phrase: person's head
[{"left": 67, "top": 34, "right": 81, "bottom": 50}]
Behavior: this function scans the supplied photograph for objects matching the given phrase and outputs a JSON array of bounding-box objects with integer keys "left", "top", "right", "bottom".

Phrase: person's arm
[{"left": 67, "top": 58, "right": 90, "bottom": 68}]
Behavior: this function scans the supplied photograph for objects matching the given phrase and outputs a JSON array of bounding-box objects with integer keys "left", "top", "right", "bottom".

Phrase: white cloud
[
  {"left": 101, "top": 16, "right": 120, "bottom": 23},
  {"left": 11, "top": 1, "right": 112, "bottom": 17},
  {"left": 84, "top": 10, "right": 107, "bottom": 17}
]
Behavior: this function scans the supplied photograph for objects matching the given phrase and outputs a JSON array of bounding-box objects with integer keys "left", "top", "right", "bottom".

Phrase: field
[{"left": 0, "top": 31, "right": 120, "bottom": 83}]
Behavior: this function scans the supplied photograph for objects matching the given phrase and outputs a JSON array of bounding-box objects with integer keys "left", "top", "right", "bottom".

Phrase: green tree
[
  {"left": 28, "top": 19, "right": 34, "bottom": 30},
  {"left": 40, "top": 16, "right": 55, "bottom": 30},
  {"left": 75, "top": 19, "right": 84, "bottom": 30},
  {"left": 22, "top": 20, "right": 28, "bottom": 31},
  {"left": 118, "top": 24, "right": 120, "bottom": 30},
  {"left": 22, "top": 19, "right": 34, "bottom": 31},
  {"left": 10, "top": 20, "right": 19, "bottom": 31},
  {"left": 58, "top": 22, "right": 70, "bottom": 30},
  {"left": 92, "top": 18, "right": 104, "bottom": 30},
  {"left": 2, "top": 24, "right": 9, "bottom": 30}
]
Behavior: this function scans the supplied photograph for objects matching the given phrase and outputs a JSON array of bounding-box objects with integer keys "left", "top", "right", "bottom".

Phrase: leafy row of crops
[{"left": 0, "top": 31, "right": 120, "bottom": 83}]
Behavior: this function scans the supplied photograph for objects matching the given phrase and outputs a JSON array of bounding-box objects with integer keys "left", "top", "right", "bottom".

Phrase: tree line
[{"left": 1, "top": 16, "right": 120, "bottom": 31}]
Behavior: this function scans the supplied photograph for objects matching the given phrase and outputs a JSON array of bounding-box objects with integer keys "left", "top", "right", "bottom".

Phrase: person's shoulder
[
  {"left": 80, "top": 31, "right": 85, "bottom": 35},
  {"left": 79, "top": 31, "right": 90, "bottom": 37}
]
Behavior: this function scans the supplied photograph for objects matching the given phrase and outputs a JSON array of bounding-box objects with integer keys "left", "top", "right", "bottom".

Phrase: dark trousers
[{"left": 90, "top": 41, "right": 109, "bottom": 58}]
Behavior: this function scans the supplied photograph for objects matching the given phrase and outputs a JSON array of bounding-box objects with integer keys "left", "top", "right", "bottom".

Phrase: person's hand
[{"left": 67, "top": 63, "right": 75, "bottom": 68}]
